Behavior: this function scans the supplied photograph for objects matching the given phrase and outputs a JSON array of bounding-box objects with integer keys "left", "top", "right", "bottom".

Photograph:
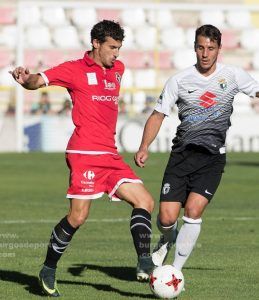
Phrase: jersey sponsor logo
[
  {"left": 83, "top": 170, "right": 95, "bottom": 180},
  {"left": 86, "top": 72, "right": 98, "bottom": 85},
  {"left": 103, "top": 79, "right": 116, "bottom": 90},
  {"left": 199, "top": 91, "right": 217, "bottom": 108},
  {"left": 92, "top": 95, "right": 119, "bottom": 105},
  {"left": 115, "top": 72, "right": 122, "bottom": 84},
  {"left": 162, "top": 183, "right": 170, "bottom": 194},
  {"left": 218, "top": 78, "right": 227, "bottom": 90}
]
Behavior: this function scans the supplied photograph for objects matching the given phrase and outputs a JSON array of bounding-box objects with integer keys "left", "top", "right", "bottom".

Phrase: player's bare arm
[
  {"left": 134, "top": 110, "right": 165, "bottom": 168},
  {"left": 9, "top": 67, "right": 45, "bottom": 90}
]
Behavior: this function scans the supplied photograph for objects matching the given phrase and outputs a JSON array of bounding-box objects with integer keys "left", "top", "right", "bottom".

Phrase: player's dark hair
[
  {"left": 90, "top": 20, "right": 125, "bottom": 43},
  {"left": 195, "top": 24, "right": 222, "bottom": 47}
]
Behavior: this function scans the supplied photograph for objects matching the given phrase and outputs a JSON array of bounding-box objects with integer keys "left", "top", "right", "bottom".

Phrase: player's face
[
  {"left": 93, "top": 37, "right": 122, "bottom": 68},
  {"left": 195, "top": 35, "right": 221, "bottom": 76}
]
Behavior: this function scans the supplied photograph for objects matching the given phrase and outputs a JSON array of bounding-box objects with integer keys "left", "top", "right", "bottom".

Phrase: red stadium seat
[
  {"left": 158, "top": 51, "right": 172, "bottom": 69},
  {"left": 40, "top": 50, "right": 67, "bottom": 68},
  {"left": 120, "top": 51, "right": 154, "bottom": 69},
  {"left": 24, "top": 50, "right": 41, "bottom": 69},
  {"left": 97, "top": 9, "right": 120, "bottom": 22},
  {"left": 221, "top": 29, "right": 240, "bottom": 50},
  {"left": 0, "top": 6, "right": 16, "bottom": 24}
]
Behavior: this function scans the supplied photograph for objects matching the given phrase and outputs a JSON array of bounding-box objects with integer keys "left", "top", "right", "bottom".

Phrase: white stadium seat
[
  {"left": 120, "top": 8, "right": 146, "bottom": 28},
  {"left": 70, "top": 8, "right": 97, "bottom": 29},
  {"left": 134, "top": 69, "right": 156, "bottom": 88},
  {"left": 41, "top": 7, "right": 67, "bottom": 27},
  {"left": 146, "top": 9, "right": 174, "bottom": 28},
  {"left": 132, "top": 91, "right": 147, "bottom": 113},
  {"left": 185, "top": 27, "right": 196, "bottom": 48},
  {"left": 226, "top": 11, "right": 251, "bottom": 29},
  {"left": 20, "top": 6, "right": 41, "bottom": 26},
  {"left": 135, "top": 26, "right": 157, "bottom": 50},
  {"left": 0, "top": 65, "right": 16, "bottom": 86},
  {"left": 160, "top": 27, "right": 186, "bottom": 50},
  {"left": 80, "top": 27, "right": 92, "bottom": 48},
  {"left": 199, "top": 10, "right": 225, "bottom": 28},
  {"left": 53, "top": 26, "right": 81, "bottom": 49},
  {"left": 121, "top": 68, "right": 134, "bottom": 88},
  {"left": 1, "top": 25, "right": 17, "bottom": 48},
  {"left": 26, "top": 25, "right": 52, "bottom": 49},
  {"left": 172, "top": 48, "right": 196, "bottom": 70},
  {"left": 240, "top": 28, "right": 259, "bottom": 51},
  {"left": 122, "top": 26, "right": 135, "bottom": 50}
]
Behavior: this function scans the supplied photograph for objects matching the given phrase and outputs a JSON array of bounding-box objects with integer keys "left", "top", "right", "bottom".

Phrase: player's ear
[{"left": 92, "top": 39, "right": 100, "bottom": 49}]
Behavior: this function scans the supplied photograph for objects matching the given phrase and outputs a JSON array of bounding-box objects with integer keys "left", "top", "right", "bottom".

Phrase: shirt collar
[{"left": 83, "top": 51, "right": 96, "bottom": 66}]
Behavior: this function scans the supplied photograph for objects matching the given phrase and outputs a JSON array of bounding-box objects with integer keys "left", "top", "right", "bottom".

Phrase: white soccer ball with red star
[{"left": 149, "top": 265, "right": 184, "bottom": 299}]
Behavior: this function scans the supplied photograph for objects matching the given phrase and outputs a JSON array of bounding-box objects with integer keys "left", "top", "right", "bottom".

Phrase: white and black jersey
[{"left": 155, "top": 63, "right": 259, "bottom": 154}]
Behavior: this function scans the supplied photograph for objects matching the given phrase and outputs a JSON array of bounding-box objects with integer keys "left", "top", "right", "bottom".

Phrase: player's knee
[
  {"left": 134, "top": 196, "right": 154, "bottom": 213},
  {"left": 159, "top": 212, "right": 178, "bottom": 227},
  {"left": 140, "top": 197, "right": 154, "bottom": 213},
  {"left": 157, "top": 215, "right": 177, "bottom": 232},
  {"left": 184, "top": 206, "right": 203, "bottom": 219},
  {"left": 68, "top": 212, "right": 88, "bottom": 227}
]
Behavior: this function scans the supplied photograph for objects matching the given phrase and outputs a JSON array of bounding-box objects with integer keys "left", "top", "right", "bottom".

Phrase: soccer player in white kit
[
  {"left": 10, "top": 20, "right": 155, "bottom": 297},
  {"left": 135, "top": 24, "right": 259, "bottom": 279}
]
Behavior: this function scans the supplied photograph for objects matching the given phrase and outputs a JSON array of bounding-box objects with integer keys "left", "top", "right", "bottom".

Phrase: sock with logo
[
  {"left": 130, "top": 208, "right": 152, "bottom": 258},
  {"left": 44, "top": 216, "right": 79, "bottom": 269},
  {"left": 173, "top": 216, "right": 202, "bottom": 271}
]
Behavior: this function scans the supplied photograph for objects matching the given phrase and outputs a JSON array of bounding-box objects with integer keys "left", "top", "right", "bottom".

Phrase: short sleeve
[
  {"left": 154, "top": 76, "right": 178, "bottom": 116},
  {"left": 234, "top": 66, "right": 259, "bottom": 98},
  {"left": 41, "top": 61, "right": 75, "bottom": 89}
]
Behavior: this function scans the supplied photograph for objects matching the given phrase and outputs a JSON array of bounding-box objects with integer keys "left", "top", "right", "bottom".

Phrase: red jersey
[{"left": 41, "top": 52, "right": 124, "bottom": 154}]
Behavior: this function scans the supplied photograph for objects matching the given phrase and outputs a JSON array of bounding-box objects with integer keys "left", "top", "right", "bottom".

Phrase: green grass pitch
[{"left": 0, "top": 152, "right": 258, "bottom": 299}]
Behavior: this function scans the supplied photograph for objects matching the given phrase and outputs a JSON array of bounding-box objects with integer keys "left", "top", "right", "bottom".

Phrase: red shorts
[{"left": 65, "top": 153, "right": 142, "bottom": 200}]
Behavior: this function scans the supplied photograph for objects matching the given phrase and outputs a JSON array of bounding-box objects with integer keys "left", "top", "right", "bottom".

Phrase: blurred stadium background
[
  {"left": 0, "top": 2, "right": 259, "bottom": 299},
  {"left": 0, "top": 0, "right": 259, "bottom": 153}
]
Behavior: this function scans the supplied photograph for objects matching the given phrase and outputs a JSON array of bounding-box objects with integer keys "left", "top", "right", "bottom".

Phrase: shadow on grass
[
  {"left": 0, "top": 269, "right": 43, "bottom": 296},
  {"left": 0, "top": 269, "right": 155, "bottom": 299},
  {"left": 68, "top": 263, "right": 136, "bottom": 281},
  {"left": 60, "top": 279, "right": 156, "bottom": 298},
  {"left": 68, "top": 263, "right": 223, "bottom": 281}
]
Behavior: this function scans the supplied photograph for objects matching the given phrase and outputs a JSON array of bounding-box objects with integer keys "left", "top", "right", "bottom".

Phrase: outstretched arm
[
  {"left": 9, "top": 67, "right": 46, "bottom": 90},
  {"left": 134, "top": 110, "right": 165, "bottom": 168}
]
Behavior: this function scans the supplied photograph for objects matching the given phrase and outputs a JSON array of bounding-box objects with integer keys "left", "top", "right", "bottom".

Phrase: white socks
[
  {"left": 157, "top": 217, "right": 178, "bottom": 243},
  {"left": 173, "top": 216, "right": 202, "bottom": 271}
]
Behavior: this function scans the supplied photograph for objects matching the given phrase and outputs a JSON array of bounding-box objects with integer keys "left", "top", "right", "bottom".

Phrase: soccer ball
[{"left": 149, "top": 265, "right": 184, "bottom": 299}]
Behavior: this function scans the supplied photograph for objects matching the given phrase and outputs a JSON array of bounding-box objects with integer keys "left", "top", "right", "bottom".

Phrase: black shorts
[{"left": 160, "top": 146, "right": 226, "bottom": 205}]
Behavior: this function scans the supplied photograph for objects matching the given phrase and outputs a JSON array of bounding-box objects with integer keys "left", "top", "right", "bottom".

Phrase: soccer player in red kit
[{"left": 10, "top": 20, "right": 154, "bottom": 297}]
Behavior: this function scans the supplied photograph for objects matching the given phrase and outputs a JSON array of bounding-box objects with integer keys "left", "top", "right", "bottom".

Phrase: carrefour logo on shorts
[
  {"left": 162, "top": 183, "right": 170, "bottom": 194},
  {"left": 83, "top": 170, "right": 95, "bottom": 180}
]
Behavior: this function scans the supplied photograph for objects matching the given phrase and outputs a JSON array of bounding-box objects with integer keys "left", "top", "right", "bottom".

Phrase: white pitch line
[
  {"left": 0, "top": 217, "right": 258, "bottom": 224},
  {"left": 0, "top": 218, "right": 130, "bottom": 224}
]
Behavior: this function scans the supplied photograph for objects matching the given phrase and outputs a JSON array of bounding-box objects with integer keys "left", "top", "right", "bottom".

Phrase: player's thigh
[
  {"left": 116, "top": 182, "right": 154, "bottom": 213},
  {"left": 158, "top": 201, "right": 182, "bottom": 225}
]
